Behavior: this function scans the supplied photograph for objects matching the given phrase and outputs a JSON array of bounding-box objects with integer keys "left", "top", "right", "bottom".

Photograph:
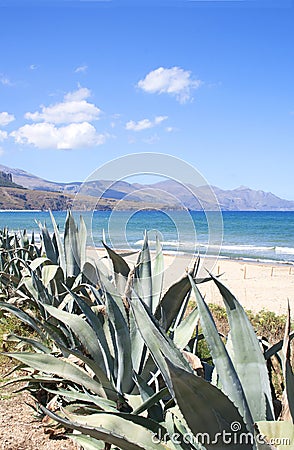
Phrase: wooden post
[
  {"left": 244, "top": 266, "right": 247, "bottom": 279},
  {"left": 271, "top": 267, "right": 274, "bottom": 277}
]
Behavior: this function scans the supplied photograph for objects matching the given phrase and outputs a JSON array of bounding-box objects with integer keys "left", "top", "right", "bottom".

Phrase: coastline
[{"left": 89, "top": 247, "right": 294, "bottom": 317}]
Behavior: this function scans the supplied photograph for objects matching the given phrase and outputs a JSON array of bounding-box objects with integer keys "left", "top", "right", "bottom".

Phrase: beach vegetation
[{"left": 0, "top": 213, "right": 293, "bottom": 449}]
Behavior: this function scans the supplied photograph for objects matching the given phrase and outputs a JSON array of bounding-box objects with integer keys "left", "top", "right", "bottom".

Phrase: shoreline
[
  {"left": 89, "top": 247, "right": 294, "bottom": 317},
  {"left": 92, "top": 245, "right": 294, "bottom": 268}
]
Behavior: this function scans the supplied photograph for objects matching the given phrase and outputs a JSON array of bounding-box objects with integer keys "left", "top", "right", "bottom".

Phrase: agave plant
[
  {"left": 1, "top": 213, "right": 293, "bottom": 450},
  {"left": 0, "top": 226, "right": 40, "bottom": 298}
]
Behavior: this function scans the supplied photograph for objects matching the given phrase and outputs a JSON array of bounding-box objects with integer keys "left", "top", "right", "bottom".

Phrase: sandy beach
[{"left": 90, "top": 248, "right": 294, "bottom": 317}]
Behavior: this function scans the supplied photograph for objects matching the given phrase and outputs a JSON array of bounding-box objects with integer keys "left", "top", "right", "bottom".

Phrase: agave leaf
[
  {"left": 82, "top": 261, "right": 100, "bottom": 285},
  {"left": 102, "top": 241, "right": 130, "bottom": 285},
  {"left": 165, "top": 410, "right": 203, "bottom": 450},
  {"left": 64, "top": 211, "right": 80, "bottom": 278},
  {"left": 106, "top": 293, "right": 133, "bottom": 394},
  {"left": 155, "top": 274, "right": 192, "bottom": 332},
  {"left": 66, "top": 286, "right": 114, "bottom": 380},
  {"left": 129, "top": 290, "right": 192, "bottom": 395},
  {"left": 78, "top": 215, "right": 87, "bottom": 272},
  {"left": 38, "top": 222, "right": 57, "bottom": 264},
  {"left": 5, "top": 334, "right": 51, "bottom": 353},
  {"left": 132, "top": 386, "right": 169, "bottom": 417},
  {"left": 0, "top": 303, "right": 45, "bottom": 338},
  {"left": 49, "top": 210, "right": 66, "bottom": 275},
  {"left": 134, "top": 232, "right": 152, "bottom": 310},
  {"left": 64, "top": 409, "right": 168, "bottom": 442},
  {"left": 29, "top": 257, "right": 52, "bottom": 272},
  {"left": 151, "top": 235, "right": 164, "bottom": 313},
  {"left": 68, "top": 435, "right": 105, "bottom": 450},
  {"left": 189, "top": 276, "right": 254, "bottom": 431},
  {"left": 56, "top": 343, "right": 115, "bottom": 398},
  {"left": 264, "top": 332, "right": 294, "bottom": 360},
  {"left": 44, "top": 304, "right": 107, "bottom": 375},
  {"left": 6, "top": 353, "right": 106, "bottom": 397},
  {"left": 154, "top": 259, "right": 207, "bottom": 332},
  {"left": 211, "top": 274, "right": 274, "bottom": 422},
  {"left": 284, "top": 363, "right": 294, "bottom": 423},
  {"left": 281, "top": 301, "right": 294, "bottom": 423},
  {"left": 40, "top": 405, "right": 171, "bottom": 450},
  {"left": 1, "top": 375, "right": 64, "bottom": 388},
  {"left": 42, "top": 386, "right": 117, "bottom": 412},
  {"left": 42, "top": 321, "right": 71, "bottom": 349},
  {"left": 129, "top": 305, "right": 147, "bottom": 375},
  {"left": 42, "top": 265, "right": 64, "bottom": 287},
  {"left": 173, "top": 307, "right": 199, "bottom": 350},
  {"left": 256, "top": 421, "right": 294, "bottom": 450},
  {"left": 167, "top": 360, "right": 253, "bottom": 450},
  {"left": 133, "top": 372, "right": 165, "bottom": 422}
]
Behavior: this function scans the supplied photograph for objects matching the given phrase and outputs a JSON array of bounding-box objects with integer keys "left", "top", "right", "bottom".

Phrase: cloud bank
[{"left": 11, "top": 87, "right": 106, "bottom": 150}]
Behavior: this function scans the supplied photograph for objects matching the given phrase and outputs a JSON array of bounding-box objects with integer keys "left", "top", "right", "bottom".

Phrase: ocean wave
[
  {"left": 199, "top": 244, "right": 275, "bottom": 252},
  {"left": 275, "top": 246, "right": 294, "bottom": 255}
]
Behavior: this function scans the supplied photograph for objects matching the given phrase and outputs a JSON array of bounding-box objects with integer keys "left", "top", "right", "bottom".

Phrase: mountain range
[{"left": 0, "top": 163, "right": 294, "bottom": 211}]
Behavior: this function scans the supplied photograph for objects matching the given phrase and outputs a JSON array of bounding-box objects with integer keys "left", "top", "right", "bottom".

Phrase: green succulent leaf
[
  {"left": 256, "top": 421, "right": 294, "bottom": 450},
  {"left": 49, "top": 210, "right": 66, "bottom": 274},
  {"left": 189, "top": 275, "right": 254, "bottom": 431},
  {"left": 102, "top": 241, "right": 130, "bottom": 280},
  {"left": 38, "top": 221, "right": 57, "bottom": 264},
  {"left": 155, "top": 273, "right": 191, "bottom": 331},
  {"left": 282, "top": 301, "right": 294, "bottom": 423},
  {"left": 0, "top": 302, "right": 45, "bottom": 339},
  {"left": 129, "top": 290, "right": 192, "bottom": 395},
  {"left": 44, "top": 304, "right": 106, "bottom": 372},
  {"left": 66, "top": 286, "right": 114, "bottom": 380},
  {"left": 167, "top": 360, "right": 253, "bottom": 450},
  {"left": 41, "top": 405, "right": 171, "bottom": 450},
  {"left": 6, "top": 353, "right": 106, "bottom": 397},
  {"left": 134, "top": 232, "right": 152, "bottom": 310},
  {"left": 173, "top": 306, "right": 199, "bottom": 350},
  {"left": 211, "top": 274, "right": 274, "bottom": 422},
  {"left": 106, "top": 292, "right": 134, "bottom": 394},
  {"left": 151, "top": 235, "right": 164, "bottom": 313},
  {"left": 68, "top": 435, "right": 105, "bottom": 450},
  {"left": 64, "top": 211, "right": 81, "bottom": 278}
]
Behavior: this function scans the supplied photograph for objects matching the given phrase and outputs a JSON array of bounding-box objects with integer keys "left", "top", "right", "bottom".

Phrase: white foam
[{"left": 275, "top": 246, "right": 294, "bottom": 255}]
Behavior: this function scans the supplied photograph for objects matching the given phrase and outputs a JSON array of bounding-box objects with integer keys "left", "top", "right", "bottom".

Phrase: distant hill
[
  {"left": 0, "top": 170, "right": 23, "bottom": 189},
  {"left": 0, "top": 186, "right": 175, "bottom": 211},
  {"left": 0, "top": 164, "right": 293, "bottom": 211}
]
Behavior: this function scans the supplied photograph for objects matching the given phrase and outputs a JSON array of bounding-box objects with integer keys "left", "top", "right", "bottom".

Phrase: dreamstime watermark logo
[
  {"left": 72, "top": 152, "right": 223, "bottom": 282},
  {"left": 151, "top": 421, "right": 292, "bottom": 447}
]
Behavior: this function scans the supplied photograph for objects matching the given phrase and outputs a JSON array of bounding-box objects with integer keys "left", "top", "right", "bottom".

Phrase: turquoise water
[{"left": 0, "top": 210, "right": 293, "bottom": 263}]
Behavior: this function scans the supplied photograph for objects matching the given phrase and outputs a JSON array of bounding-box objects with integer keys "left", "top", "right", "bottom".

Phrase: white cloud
[
  {"left": 0, "top": 74, "right": 12, "bottom": 86},
  {"left": 25, "top": 87, "right": 101, "bottom": 124},
  {"left": 0, "top": 112, "right": 15, "bottom": 126},
  {"left": 64, "top": 87, "right": 91, "bottom": 102},
  {"left": 75, "top": 65, "right": 88, "bottom": 73},
  {"left": 126, "top": 115, "right": 168, "bottom": 132},
  {"left": 11, "top": 122, "right": 106, "bottom": 150},
  {"left": 137, "top": 66, "right": 202, "bottom": 103},
  {"left": 165, "top": 126, "right": 174, "bottom": 133},
  {"left": 0, "top": 147, "right": 4, "bottom": 156},
  {"left": 0, "top": 130, "right": 8, "bottom": 141}
]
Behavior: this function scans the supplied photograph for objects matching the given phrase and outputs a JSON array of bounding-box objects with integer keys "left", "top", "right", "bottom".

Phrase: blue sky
[{"left": 0, "top": 0, "right": 293, "bottom": 199}]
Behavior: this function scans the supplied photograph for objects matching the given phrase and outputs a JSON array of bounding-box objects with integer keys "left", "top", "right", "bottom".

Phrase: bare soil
[{"left": 0, "top": 365, "right": 78, "bottom": 450}]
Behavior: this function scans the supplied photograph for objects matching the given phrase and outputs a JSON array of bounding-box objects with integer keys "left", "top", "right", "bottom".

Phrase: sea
[{"left": 0, "top": 210, "right": 293, "bottom": 265}]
